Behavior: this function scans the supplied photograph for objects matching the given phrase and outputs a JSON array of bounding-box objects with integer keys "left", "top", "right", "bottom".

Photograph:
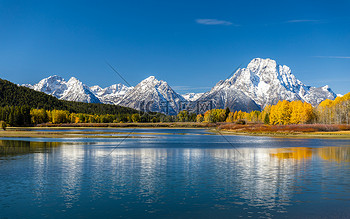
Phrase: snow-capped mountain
[
  {"left": 118, "top": 76, "right": 186, "bottom": 115},
  {"left": 90, "top": 84, "right": 133, "bottom": 105},
  {"left": 232, "top": 58, "right": 336, "bottom": 107},
  {"left": 26, "top": 75, "right": 67, "bottom": 98},
  {"left": 198, "top": 58, "right": 336, "bottom": 111},
  {"left": 197, "top": 82, "right": 261, "bottom": 112},
  {"left": 182, "top": 93, "right": 204, "bottom": 101},
  {"left": 61, "top": 77, "right": 101, "bottom": 103},
  {"left": 23, "top": 75, "right": 100, "bottom": 103}
]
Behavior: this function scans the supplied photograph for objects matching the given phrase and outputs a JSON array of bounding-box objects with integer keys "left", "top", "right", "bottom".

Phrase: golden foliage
[
  {"left": 317, "top": 92, "right": 350, "bottom": 124},
  {"left": 270, "top": 100, "right": 314, "bottom": 125},
  {"left": 196, "top": 114, "right": 204, "bottom": 123},
  {"left": 204, "top": 109, "right": 226, "bottom": 123}
]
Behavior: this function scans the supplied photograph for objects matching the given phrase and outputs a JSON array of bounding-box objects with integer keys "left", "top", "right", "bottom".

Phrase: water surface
[{"left": 0, "top": 128, "right": 350, "bottom": 218}]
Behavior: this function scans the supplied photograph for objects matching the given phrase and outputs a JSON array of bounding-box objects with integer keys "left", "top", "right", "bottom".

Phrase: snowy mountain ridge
[{"left": 22, "top": 58, "right": 337, "bottom": 114}]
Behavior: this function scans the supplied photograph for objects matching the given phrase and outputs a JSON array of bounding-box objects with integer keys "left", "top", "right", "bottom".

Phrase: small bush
[
  {"left": 236, "top": 119, "right": 246, "bottom": 125},
  {"left": 0, "top": 121, "right": 6, "bottom": 130}
]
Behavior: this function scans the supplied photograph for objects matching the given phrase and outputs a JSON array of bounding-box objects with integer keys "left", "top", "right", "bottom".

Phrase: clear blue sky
[{"left": 1, "top": 0, "right": 349, "bottom": 94}]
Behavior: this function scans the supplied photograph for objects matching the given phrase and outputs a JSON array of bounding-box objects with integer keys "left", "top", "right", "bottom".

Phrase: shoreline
[
  {"left": 1, "top": 123, "right": 350, "bottom": 139},
  {"left": 0, "top": 130, "right": 153, "bottom": 139},
  {"left": 34, "top": 122, "right": 216, "bottom": 128},
  {"left": 217, "top": 123, "right": 350, "bottom": 139},
  {"left": 217, "top": 129, "right": 350, "bottom": 139}
]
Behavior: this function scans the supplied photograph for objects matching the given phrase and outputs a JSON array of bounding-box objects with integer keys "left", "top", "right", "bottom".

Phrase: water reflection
[
  {"left": 270, "top": 147, "right": 313, "bottom": 160},
  {"left": 318, "top": 146, "right": 350, "bottom": 163},
  {"left": 58, "top": 145, "right": 84, "bottom": 208},
  {"left": 1, "top": 137, "right": 350, "bottom": 218},
  {"left": 0, "top": 140, "right": 61, "bottom": 157},
  {"left": 270, "top": 146, "right": 350, "bottom": 163}
]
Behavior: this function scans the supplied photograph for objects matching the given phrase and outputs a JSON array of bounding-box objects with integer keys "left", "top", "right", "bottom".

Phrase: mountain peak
[
  {"left": 142, "top": 76, "right": 159, "bottom": 83},
  {"left": 39, "top": 75, "right": 65, "bottom": 83},
  {"left": 46, "top": 75, "right": 63, "bottom": 79},
  {"left": 139, "top": 76, "right": 169, "bottom": 88},
  {"left": 247, "top": 58, "right": 277, "bottom": 73},
  {"left": 67, "top": 76, "right": 81, "bottom": 83},
  {"left": 90, "top": 85, "right": 102, "bottom": 92}
]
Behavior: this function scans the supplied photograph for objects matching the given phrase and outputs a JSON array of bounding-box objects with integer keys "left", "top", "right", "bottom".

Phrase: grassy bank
[
  {"left": 0, "top": 130, "right": 154, "bottom": 139},
  {"left": 0, "top": 123, "right": 214, "bottom": 138},
  {"left": 35, "top": 122, "right": 216, "bottom": 128},
  {"left": 218, "top": 123, "right": 350, "bottom": 138},
  {"left": 1, "top": 123, "right": 350, "bottom": 139}
]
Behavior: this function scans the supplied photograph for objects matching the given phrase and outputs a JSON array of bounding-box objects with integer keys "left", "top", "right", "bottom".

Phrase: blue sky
[{"left": 0, "top": 0, "right": 349, "bottom": 94}]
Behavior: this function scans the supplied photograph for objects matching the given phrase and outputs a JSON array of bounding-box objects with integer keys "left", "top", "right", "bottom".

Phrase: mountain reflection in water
[{"left": 0, "top": 134, "right": 350, "bottom": 218}]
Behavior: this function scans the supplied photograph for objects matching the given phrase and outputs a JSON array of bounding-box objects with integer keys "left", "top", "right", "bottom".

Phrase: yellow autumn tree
[
  {"left": 300, "top": 102, "right": 314, "bottom": 123},
  {"left": 290, "top": 101, "right": 302, "bottom": 124},
  {"left": 316, "top": 92, "right": 350, "bottom": 124},
  {"left": 225, "top": 112, "right": 235, "bottom": 123},
  {"left": 30, "top": 109, "right": 48, "bottom": 124},
  {"left": 196, "top": 114, "right": 204, "bottom": 123},
  {"left": 260, "top": 105, "right": 271, "bottom": 124},
  {"left": 270, "top": 100, "right": 291, "bottom": 125},
  {"left": 289, "top": 101, "right": 314, "bottom": 124},
  {"left": 248, "top": 111, "right": 261, "bottom": 123},
  {"left": 203, "top": 109, "right": 227, "bottom": 123},
  {"left": 317, "top": 99, "right": 334, "bottom": 124},
  {"left": 50, "top": 110, "right": 69, "bottom": 124}
]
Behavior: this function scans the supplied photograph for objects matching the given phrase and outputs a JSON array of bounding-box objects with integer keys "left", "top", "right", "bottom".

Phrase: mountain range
[{"left": 22, "top": 58, "right": 337, "bottom": 114}]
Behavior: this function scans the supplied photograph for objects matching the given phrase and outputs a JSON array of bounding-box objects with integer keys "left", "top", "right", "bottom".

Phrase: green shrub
[{"left": 0, "top": 121, "right": 6, "bottom": 130}]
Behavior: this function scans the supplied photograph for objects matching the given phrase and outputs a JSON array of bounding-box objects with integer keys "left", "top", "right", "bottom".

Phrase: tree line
[
  {"left": 316, "top": 92, "right": 350, "bottom": 124},
  {"left": 0, "top": 106, "right": 180, "bottom": 126},
  {"left": 196, "top": 92, "right": 350, "bottom": 125}
]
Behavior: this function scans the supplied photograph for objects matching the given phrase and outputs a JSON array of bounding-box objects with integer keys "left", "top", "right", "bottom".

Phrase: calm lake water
[{"left": 1, "top": 128, "right": 350, "bottom": 218}]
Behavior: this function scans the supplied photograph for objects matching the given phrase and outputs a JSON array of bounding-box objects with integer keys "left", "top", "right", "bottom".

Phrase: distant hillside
[{"left": 0, "top": 78, "right": 138, "bottom": 115}]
